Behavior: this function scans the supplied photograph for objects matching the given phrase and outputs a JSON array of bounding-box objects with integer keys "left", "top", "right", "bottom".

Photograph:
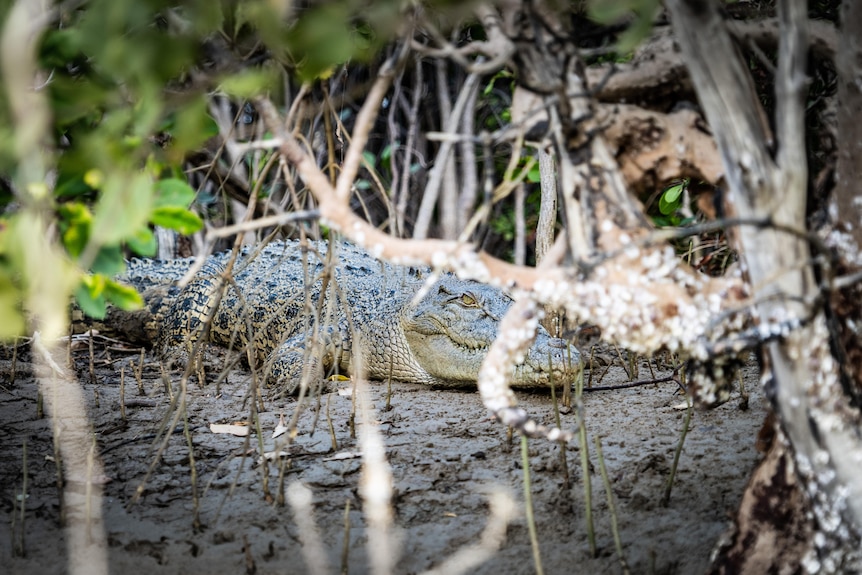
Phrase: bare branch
[{"left": 334, "top": 44, "right": 410, "bottom": 203}]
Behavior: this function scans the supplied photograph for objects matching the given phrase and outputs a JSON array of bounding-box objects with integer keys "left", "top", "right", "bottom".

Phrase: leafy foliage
[{"left": 587, "top": 0, "right": 660, "bottom": 54}]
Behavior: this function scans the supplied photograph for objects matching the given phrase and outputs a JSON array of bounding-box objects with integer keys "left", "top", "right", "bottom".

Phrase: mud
[{"left": 0, "top": 341, "right": 765, "bottom": 574}]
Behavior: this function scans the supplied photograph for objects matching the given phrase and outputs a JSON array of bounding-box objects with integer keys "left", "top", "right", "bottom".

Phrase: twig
[
  {"left": 583, "top": 374, "right": 676, "bottom": 392},
  {"left": 334, "top": 42, "right": 410, "bottom": 202},
  {"left": 205, "top": 209, "right": 320, "bottom": 240},
  {"left": 662, "top": 390, "right": 692, "bottom": 507},
  {"left": 595, "top": 435, "right": 631, "bottom": 575},
  {"left": 576, "top": 367, "right": 596, "bottom": 557},
  {"left": 520, "top": 435, "right": 545, "bottom": 575},
  {"left": 414, "top": 67, "right": 482, "bottom": 239}
]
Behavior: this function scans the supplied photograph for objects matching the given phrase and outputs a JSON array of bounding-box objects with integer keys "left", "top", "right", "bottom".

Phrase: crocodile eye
[{"left": 459, "top": 293, "right": 478, "bottom": 307}]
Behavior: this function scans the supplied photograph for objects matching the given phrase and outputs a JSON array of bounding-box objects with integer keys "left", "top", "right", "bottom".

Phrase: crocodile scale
[{"left": 106, "top": 240, "right": 579, "bottom": 393}]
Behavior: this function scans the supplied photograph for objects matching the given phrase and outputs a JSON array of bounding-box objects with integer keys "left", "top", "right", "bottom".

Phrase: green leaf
[
  {"left": 150, "top": 206, "right": 204, "bottom": 234},
  {"left": 362, "top": 150, "right": 377, "bottom": 169},
  {"left": 126, "top": 226, "right": 157, "bottom": 257},
  {"left": 526, "top": 163, "right": 542, "bottom": 183},
  {"left": 219, "top": 67, "right": 279, "bottom": 98},
  {"left": 0, "top": 273, "right": 25, "bottom": 339},
  {"left": 91, "top": 172, "right": 154, "bottom": 245},
  {"left": 104, "top": 278, "right": 143, "bottom": 310},
  {"left": 659, "top": 181, "right": 686, "bottom": 215},
  {"left": 75, "top": 276, "right": 107, "bottom": 319},
  {"left": 587, "top": 0, "right": 631, "bottom": 24},
  {"left": 154, "top": 178, "right": 196, "bottom": 208},
  {"left": 58, "top": 202, "right": 93, "bottom": 258},
  {"left": 91, "top": 245, "right": 127, "bottom": 276}
]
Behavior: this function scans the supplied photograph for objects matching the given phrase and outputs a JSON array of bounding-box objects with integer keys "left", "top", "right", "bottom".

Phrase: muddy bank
[{"left": 1, "top": 344, "right": 765, "bottom": 574}]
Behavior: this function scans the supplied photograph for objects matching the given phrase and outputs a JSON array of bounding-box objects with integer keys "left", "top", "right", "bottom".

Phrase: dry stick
[
  {"left": 561, "top": 344, "right": 574, "bottom": 408},
  {"left": 394, "top": 58, "right": 423, "bottom": 236},
  {"left": 119, "top": 368, "right": 126, "bottom": 422},
  {"left": 457, "top": 78, "right": 479, "bottom": 234},
  {"left": 413, "top": 68, "right": 481, "bottom": 239},
  {"left": 341, "top": 499, "right": 352, "bottom": 575},
  {"left": 520, "top": 435, "right": 544, "bottom": 575},
  {"left": 128, "top": 364, "right": 189, "bottom": 507},
  {"left": 662, "top": 376, "right": 692, "bottom": 507},
  {"left": 385, "top": 355, "right": 394, "bottom": 411},
  {"left": 738, "top": 369, "right": 749, "bottom": 410},
  {"left": 327, "top": 393, "right": 338, "bottom": 452},
  {"left": 576, "top": 367, "right": 596, "bottom": 557},
  {"left": 438, "top": 61, "right": 460, "bottom": 240},
  {"left": 11, "top": 337, "right": 17, "bottom": 385},
  {"left": 88, "top": 329, "right": 95, "bottom": 385},
  {"left": 13, "top": 439, "right": 27, "bottom": 556},
  {"left": 628, "top": 351, "right": 639, "bottom": 381},
  {"left": 179, "top": 376, "right": 202, "bottom": 532},
  {"left": 136, "top": 349, "right": 145, "bottom": 395},
  {"left": 514, "top": 183, "right": 526, "bottom": 265},
  {"left": 322, "top": 82, "right": 338, "bottom": 186},
  {"left": 548, "top": 355, "right": 570, "bottom": 487},
  {"left": 583, "top": 374, "right": 675, "bottom": 392},
  {"left": 334, "top": 41, "right": 410, "bottom": 204},
  {"left": 252, "top": 396, "right": 271, "bottom": 503},
  {"left": 594, "top": 435, "right": 631, "bottom": 575},
  {"left": 613, "top": 344, "right": 630, "bottom": 380}
]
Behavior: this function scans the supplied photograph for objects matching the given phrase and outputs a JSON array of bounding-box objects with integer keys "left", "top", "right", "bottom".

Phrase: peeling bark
[
  {"left": 830, "top": 2, "right": 862, "bottom": 251},
  {"left": 667, "top": 0, "right": 862, "bottom": 568}
]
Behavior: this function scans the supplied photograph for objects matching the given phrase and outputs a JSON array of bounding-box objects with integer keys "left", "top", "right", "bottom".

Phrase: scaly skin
[{"left": 106, "top": 240, "right": 579, "bottom": 392}]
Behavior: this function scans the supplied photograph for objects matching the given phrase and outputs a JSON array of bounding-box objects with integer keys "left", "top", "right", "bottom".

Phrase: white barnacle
[
  {"left": 600, "top": 219, "right": 613, "bottom": 233},
  {"left": 370, "top": 243, "right": 384, "bottom": 259},
  {"left": 431, "top": 250, "right": 448, "bottom": 268},
  {"left": 641, "top": 250, "right": 660, "bottom": 270}
]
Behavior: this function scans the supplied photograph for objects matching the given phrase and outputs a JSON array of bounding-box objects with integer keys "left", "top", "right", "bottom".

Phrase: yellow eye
[{"left": 459, "top": 293, "right": 478, "bottom": 307}]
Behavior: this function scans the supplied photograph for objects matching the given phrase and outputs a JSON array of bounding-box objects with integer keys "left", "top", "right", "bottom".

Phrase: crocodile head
[{"left": 401, "top": 275, "right": 579, "bottom": 388}]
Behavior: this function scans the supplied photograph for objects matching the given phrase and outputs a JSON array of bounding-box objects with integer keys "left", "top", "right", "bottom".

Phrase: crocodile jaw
[{"left": 401, "top": 276, "right": 580, "bottom": 388}]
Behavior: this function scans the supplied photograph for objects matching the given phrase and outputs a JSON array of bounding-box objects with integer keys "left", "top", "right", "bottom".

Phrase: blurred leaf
[
  {"left": 220, "top": 67, "right": 279, "bottom": 98},
  {"left": 288, "top": 4, "right": 362, "bottom": 82},
  {"left": 126, "top": 226, "right": 157, "bottom": 257},
  {"left": 588, "top": 0, "right": 632, "bottom": 23},
  {"left": 154, "top": 178, "right": 196, "bottom": 208},
  {"left": 91, "top": 172, "right": 154, "bottom": 245},
  {"left": 58, "top": 202, "right": 93, "bottom": 258},
  {"left": 150, "top": 206, "right": 204, "bottom": 234},
  {"left": 164, "top": 96, "right": 219, "bottom": 162},
  {"left": 91, "top": 245, "right": 127, "bottom": 276},
  {"left": 587, "top": 0, "right": 659, "bottom": 53},
  {"left": 104, "top": 277, "right": 143, "bottom": 310},
  {"left": 75, "top": 278, "right": 107, "bottom": 319},
  {"left": 362, "top": 150, "right": 377, "bottom": 169},
  {"left": 0, "top": 273, "right": 25, "bottom": 338}
]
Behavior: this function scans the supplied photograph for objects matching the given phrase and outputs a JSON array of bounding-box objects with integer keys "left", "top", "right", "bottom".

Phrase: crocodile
[{"left": 93, "top": 240, "right": 579, "bottom": 393}]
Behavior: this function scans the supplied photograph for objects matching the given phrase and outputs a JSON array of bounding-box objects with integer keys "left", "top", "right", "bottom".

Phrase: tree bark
[
  {"left": 667, "top": 0, "right": 862, "bottom": 568},
  {"left": 831, "top": 1, "right": 862, "bottom": 251}
]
